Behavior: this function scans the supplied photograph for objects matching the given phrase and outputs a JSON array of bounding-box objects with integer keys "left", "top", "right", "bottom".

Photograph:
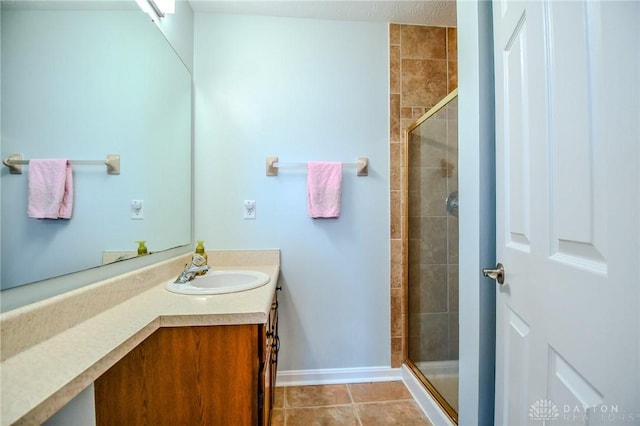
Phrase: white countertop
[{"left": 0, "top": 250, "right": 280, "bottom": 426}]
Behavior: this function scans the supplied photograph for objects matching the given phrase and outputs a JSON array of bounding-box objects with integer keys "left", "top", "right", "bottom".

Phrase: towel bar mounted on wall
[
  {"left": 266, "top": 156, "right": 368, "bottom": 177},
  {"left": 2, "top": 154, "right": 121, "bottom": 175}
]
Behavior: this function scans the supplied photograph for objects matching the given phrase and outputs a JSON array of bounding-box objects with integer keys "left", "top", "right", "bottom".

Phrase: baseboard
[
  {"left": 402, "top": 364, "right": 455, "bottom": 426},
  {"left": 275, "top": 366, "right": 402, "bottom": 387}
]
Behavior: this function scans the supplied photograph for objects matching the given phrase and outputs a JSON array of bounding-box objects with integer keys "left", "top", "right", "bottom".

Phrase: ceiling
[
  {"left": 0, "top": 0, "right": 456, "bottom": 26},
  {"left": 187, "top": 0, "right": 457, "bottom": 27}
]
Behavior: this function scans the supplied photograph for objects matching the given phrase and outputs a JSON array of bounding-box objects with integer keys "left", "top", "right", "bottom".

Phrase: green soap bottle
[
  {"left": 194, "top": 240, "right": 208, "bottom": 275},
  {"left": 136, "top": 241, "right": 148, "bottom": 256}
]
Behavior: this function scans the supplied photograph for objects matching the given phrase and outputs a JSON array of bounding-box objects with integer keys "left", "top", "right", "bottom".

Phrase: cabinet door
[
  {"left": 270, "top": 298, "right": 279, "bottom": 409},
  {"left": 261, "top": 346, "right": 274, "bottom": 426},
  {"left": 260, "top": 293, "right": 279, "bottom": 425},
  {"left": 95, "top": 325, "right": 259, "bottom": 426}
]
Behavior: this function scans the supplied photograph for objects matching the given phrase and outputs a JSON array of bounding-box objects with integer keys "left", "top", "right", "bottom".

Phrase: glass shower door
[{"left": 405, "top": 90, "right": 458, "bottom": 422}]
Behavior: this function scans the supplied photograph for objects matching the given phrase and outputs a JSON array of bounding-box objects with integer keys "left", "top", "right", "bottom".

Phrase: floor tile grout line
[
  {"left": 354, "top": 398, "right": 417, "bottom": 405},
  {"left": 345, "top": 383, "right": 355, "bottom": 404},
  {"left": 345, "top": 384, "right": 363, "bottom": 426},
  {"left": 282, "top": 403, "right": 355, "bottom": 409}
]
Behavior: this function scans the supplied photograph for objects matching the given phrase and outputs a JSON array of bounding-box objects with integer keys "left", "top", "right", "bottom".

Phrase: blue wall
[{"left": 194, "top": 14, "right": 391, "bottom": 371}]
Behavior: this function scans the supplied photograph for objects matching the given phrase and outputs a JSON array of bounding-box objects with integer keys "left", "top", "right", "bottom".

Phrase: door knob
[{"left": 482, "top": 263, "right": 505, "bottom": 285}]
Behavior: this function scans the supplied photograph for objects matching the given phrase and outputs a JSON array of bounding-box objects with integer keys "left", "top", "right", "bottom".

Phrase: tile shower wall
[{"left": 389, "top": 24, "right": 457, "bottom": 367}]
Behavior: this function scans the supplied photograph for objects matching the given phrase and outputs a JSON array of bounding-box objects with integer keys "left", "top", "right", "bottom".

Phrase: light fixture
[
  {"left": 135, "top": 0, "right": 175, "bottom": 21},
  {"left": 154, "top": 0, "right": 176, "bottom": 15}
]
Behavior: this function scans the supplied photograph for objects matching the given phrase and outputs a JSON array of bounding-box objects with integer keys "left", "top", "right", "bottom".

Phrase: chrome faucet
[{"left": 174, "top": 264, "right": 210, "bottom": 284}]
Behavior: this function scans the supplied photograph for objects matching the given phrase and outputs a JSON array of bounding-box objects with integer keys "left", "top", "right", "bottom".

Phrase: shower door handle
[{"left": 482, "top": 263, "right": 505, "bottom": 285}]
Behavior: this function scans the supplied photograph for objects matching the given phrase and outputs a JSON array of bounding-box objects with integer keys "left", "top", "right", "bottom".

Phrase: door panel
[
  {"left": 503, "top": 308, "right": 530, "bottom": 425},
  {"left": 503, "top": 11, "right": 531, "bottom": 252},
  {"left": 548, "top": 1, "right": 607, "bottom": 271},
  {"left": 493, "top": 1, "right": 639, "bottom": 425},
  {"left": 548, "top": 349, "right": 604, "bottom": 426}
]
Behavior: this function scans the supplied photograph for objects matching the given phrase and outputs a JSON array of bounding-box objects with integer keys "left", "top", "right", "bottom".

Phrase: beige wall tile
[
  {"left": 401, "top": 59, "right": 448, "bottom": 108},
  {"left": 408, "top": 167, "right": 448, "bottom": 217},
  {"left": 447, "top": 27, "right": 457, "bottom": 61},
  {"left": 414, "top": 217, "right": 447, "bottom": 264},
  {"left": 408, "top": 264, "right": 448, "bottom": 314},
  {"left": 390, "top": 191, "right": 402, "bottom": 239},
  {"left": 447, "top": 217, "right": 459, "bottom": 264},
  {"left": 448, "top": 265, "right": 459, "bottom": 313},
  {"left": 408, "top": 312, "right": 449, "bottom": 361},
  {"left": 389, "top": 143, "right": 402, "bottom": 190},
  {"left": 401, "top": 117, "right": 416, "bottom": 136},
  {"left": 448, "top": 312, "right": 459, "bottom": 360},
  {"left": 390, "top": 45, "right": 401, "bottom": 94},
  {"left": 390, "top": 288, "right": 403, "bottom": 337},
  {"left": 448, "top": 60, "right": 458, "bottom": 92},
  {"left": 408, "top": 119, "right": 447, "bottom": 168},
  {"left": 390, "top": 94, "right": 401, "bottom": 142},
  {"left": 390, "top": 238, "right": 403, "bottom": 290},
  {"left": 391, "top": 337, "right": 403, "bottom": 367},
  {"left": 389, "top": 23, "right": 401, "bottom": 45},
  {"left": 401, "top": 25, "right": 447, "bottom": 60}
]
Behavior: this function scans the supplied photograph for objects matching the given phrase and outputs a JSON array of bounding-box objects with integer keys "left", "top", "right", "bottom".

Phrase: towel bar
[
  {"left": 266, "top": 156, "right": 368, "bottom": 177},
  {"left": 3, "top": 154, "right": 120, "bottom": 175}
]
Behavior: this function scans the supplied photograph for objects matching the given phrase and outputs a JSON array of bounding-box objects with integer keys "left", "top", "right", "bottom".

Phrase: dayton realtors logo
[
  {"left": 529, "top": 400, "right": 560, "bottom": 424},
  {"left": 529, "top": 400, "right": 640, "bottom": 424}
]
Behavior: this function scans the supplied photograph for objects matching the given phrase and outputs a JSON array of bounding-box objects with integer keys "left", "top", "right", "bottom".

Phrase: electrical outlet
[
  {"left": 131, "top": 200, "right": 144, "bottom": 219},
  {"left": 244, "top": 200, "right": 256, "bottom": 219}
]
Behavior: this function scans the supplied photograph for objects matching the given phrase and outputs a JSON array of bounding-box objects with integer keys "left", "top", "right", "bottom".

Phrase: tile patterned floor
[{"left": 272, "top": 381, "right": 433, "bottom": 426}]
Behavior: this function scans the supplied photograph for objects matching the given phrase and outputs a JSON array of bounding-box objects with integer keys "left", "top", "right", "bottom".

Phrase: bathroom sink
[{"left": 166, "top": 270, "right": 270, "bottom": 295}]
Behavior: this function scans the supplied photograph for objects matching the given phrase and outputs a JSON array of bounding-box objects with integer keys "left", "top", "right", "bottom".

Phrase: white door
[{"left": 492, "top": 1, "right": 640, "bottom": 425}]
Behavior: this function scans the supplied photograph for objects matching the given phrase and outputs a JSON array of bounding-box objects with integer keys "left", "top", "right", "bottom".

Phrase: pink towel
[
  {"left": 27, "top": 159, "right": 73, "bottom": 219},
  {"left": 307, "top": 162, "right": 343, "bottom": 218}
]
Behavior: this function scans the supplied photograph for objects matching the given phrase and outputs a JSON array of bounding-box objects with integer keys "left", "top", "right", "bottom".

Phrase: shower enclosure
[{"left": 404, "top": 89, "right": 458, "bottom": 423}]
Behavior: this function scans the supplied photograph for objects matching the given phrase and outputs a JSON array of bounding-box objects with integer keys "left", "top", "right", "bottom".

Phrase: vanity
[
  {"left": 0, "top": 250, "right": 280, "bottom": 426},
  {"left": 94, "top": 290, "right": 279, "bottom": 425}
]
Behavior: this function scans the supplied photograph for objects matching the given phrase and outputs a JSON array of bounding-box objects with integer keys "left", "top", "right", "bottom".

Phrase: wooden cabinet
[{"left": 95, "top": 293, "right": 279, "bottom": 426}]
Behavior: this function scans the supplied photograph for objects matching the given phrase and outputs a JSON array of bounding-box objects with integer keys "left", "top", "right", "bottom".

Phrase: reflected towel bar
[
  {"left": 3, "top": 154, "right": 120, "bottom": 175},
  {"left": 266, "top": 156, "right": 368, "bottom": 177}
]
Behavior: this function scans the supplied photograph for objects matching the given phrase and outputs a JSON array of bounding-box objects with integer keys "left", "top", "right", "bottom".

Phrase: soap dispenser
[
  {"left": 194, "top": 240, "right": 208, "bottom": 275},
  {"left": 136, "top": 241, "right": 148, "bottom": 256}
]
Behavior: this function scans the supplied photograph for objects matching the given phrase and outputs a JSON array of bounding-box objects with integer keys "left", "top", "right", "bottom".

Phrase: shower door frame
[{"left": 403, "top": 89, "right": 459, "bottom": 425}]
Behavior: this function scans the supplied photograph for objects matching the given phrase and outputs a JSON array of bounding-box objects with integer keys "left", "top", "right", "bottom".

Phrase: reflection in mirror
[{"left": 1, "top": 2, "right": 192, "bottom": 291}]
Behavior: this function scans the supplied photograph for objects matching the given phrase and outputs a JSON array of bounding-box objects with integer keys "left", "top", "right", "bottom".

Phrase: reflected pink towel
[
  {"left": 27, "top": 159, "right": 73, "bottom": 219},
  {"left": 307, "top": 161, "right": 343, "bottom": 218}
]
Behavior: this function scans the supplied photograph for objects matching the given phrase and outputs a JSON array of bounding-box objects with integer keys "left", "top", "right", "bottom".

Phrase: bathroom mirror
[{"left": 0, "top": 1, "right": 192, "bottom": 291}]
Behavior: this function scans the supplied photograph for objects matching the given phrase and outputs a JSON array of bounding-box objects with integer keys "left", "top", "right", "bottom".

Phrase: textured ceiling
[
  {"left": 0, "top": 0, "right": 456, "bottom": 27},
  {"left": 188, "top": 1, "right": 457, "bottom": 27}
]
